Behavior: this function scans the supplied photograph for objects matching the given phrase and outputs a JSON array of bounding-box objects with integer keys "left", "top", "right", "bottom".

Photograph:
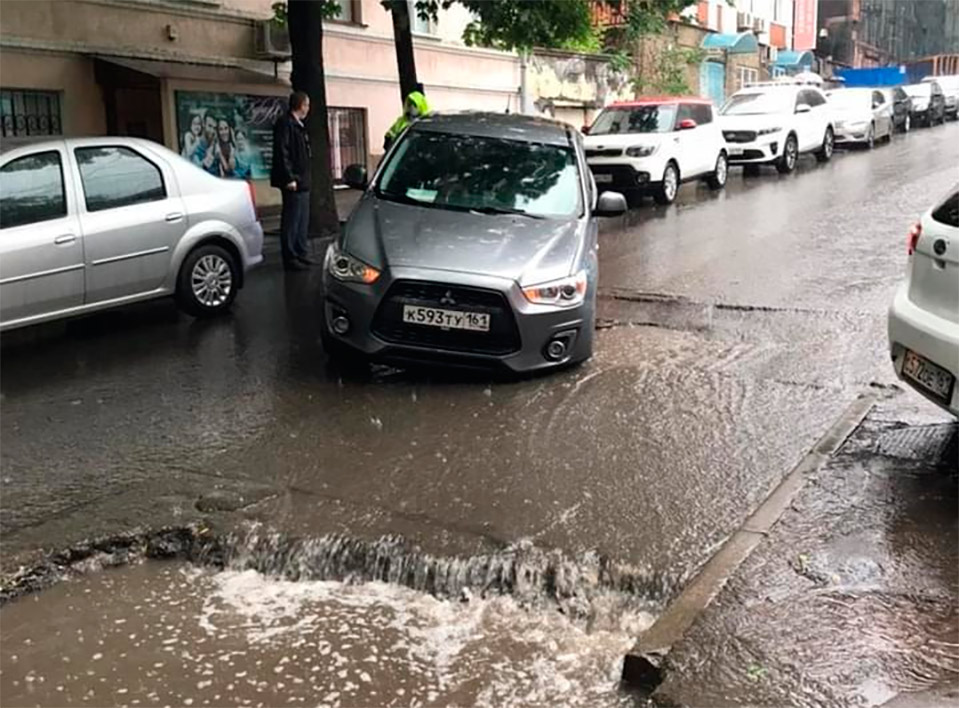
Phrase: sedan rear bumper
[{"left": 888, "top": 283, "right": 959, "bottom": 416}]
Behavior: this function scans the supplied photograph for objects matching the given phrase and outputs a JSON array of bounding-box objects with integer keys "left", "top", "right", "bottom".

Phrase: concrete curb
[{"left": 621, "top": 393, "right": 878, "bottom": 694}]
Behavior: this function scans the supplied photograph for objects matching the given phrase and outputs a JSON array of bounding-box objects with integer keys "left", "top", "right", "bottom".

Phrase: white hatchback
[
  {"left": 888, "top": 185, "right": 959, "bottom": 416},
  {"left": 584, "top": 98, "right": 728, "bottom": 205}
]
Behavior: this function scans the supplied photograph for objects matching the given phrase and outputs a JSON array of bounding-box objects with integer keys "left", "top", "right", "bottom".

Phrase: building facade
[{"left": 0, "top": 0, "right": 628, "bottom": 208}]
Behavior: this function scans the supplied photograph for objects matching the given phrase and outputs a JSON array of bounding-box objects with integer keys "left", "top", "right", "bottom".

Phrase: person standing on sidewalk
[{"left": 271, "top": 91, "right": 314, "bottom": 272}]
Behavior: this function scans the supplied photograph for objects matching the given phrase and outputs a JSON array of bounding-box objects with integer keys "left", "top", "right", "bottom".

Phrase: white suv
[
  {"left": 718, "top": 84, "right": 834, "bottom": 173},
  {"left": 888, "top": 185, "right": 959, "bottom": 416},
  {"left": 584, "top": 98, "right": 728, "bottom": 205}
]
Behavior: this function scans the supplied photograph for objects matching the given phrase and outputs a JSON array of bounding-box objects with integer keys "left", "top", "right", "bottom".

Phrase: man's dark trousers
[{"left": 280, "top": 189, "right": 309, "bottom": 266}]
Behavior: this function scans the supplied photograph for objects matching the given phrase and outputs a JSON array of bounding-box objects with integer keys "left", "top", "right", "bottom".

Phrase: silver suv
[
  {"left": 0, "top": 137, "right": 263, "bottom": 331},
  {"left": 322, "top": 112, "right": 627, "bottom": 373}
]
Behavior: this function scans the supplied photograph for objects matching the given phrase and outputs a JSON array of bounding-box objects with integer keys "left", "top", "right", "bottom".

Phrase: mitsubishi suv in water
[
  {"left": 322, "top": 112, "right": 627, "bottom": 373},
  {"left": 583, "top": 97, "right": 728, "bottom": 205},
  {"left": 718, "top": 83, "right": 834, "bottom": 173}
]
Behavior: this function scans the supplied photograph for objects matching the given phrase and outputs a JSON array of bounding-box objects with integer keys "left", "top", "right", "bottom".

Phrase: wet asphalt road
[{"left": 1, "top": 124, "right": 957, "bottom": 704}]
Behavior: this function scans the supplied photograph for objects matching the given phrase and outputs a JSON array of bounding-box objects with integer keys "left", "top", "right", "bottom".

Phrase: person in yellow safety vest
[{"left": 384, "top": 90, "right": 431, "bottom": 150}]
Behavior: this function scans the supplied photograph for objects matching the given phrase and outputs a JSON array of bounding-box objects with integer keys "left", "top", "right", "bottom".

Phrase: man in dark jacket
[{"left": 271, "top": 91, "right": 313, "bottom": 271}]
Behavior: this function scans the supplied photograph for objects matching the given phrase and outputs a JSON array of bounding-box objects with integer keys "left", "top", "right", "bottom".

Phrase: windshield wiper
[{"left": 468, "top": 205, "right": 545, "bottom": 219}]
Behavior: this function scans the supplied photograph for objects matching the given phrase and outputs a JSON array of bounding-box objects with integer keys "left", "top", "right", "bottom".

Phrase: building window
[
  {"left": 738, "top": 67, "right": 759, "bottom": 90},
  {"left": 410, "top": 0, "right": 437, "bottom": 34},
  {"left": 1, "top": 90, "right": 62, "bottom": 139},
  {"left": 328, "top": 107, "right": 368, "bottom": 181},
  {"left": 75, "top": 146, "right": 166, "bottom": 212},
  {"left": 330, "top": 0, "right": 362, "bottom": 24}
]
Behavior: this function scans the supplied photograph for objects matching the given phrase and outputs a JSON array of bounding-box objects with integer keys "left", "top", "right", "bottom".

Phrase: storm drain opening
[{"left": 1, "top": 526, "right": 673, "bottom": 707}]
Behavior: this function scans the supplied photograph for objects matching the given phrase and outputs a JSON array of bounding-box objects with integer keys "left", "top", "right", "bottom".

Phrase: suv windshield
[
  {"left": 721, "top": 91, "right": 793, "bottom": 116},
  {"left": 827, "top": 90, "right": 870, "bottom": 109},
  {"left": 904, "top": 84, "right": 932, "bottom": 98},
  {"left": 377, "top": 131, "right": 582, "bottom": 219},
  {"left": 588, "top": 105, "right": 678, "bottom": 135}
]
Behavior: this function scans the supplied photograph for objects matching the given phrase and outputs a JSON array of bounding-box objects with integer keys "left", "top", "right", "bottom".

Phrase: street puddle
[{"left": 1, "top": 558, "right": 653, "bottom": 707}]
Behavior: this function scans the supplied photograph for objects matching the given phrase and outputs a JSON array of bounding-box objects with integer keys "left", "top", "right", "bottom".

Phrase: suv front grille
[
  {"left": 723, "top": 130, "right": 757, "bottom": 143},
  {"left": 372, "top": 281, "right": 521, "bottom": 356},
  {"left": 586, "top": 148, "right": 623, "bottom": 158}
]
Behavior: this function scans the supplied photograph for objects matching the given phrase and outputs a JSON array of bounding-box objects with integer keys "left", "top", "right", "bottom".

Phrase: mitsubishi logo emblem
[{"left": 439, "top": 290, "right": 456, "bottom": 306}]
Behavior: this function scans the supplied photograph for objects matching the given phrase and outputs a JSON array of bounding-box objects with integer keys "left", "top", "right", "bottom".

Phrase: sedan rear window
[
  {"left": 931, "top": 191, "right": 959, "bottom": 227},
  {"left": 377, "top": 131, "right": 582, "bottom": 219},
  {"left": 75, "top": 146, "right": 166, "bottom": 212}
]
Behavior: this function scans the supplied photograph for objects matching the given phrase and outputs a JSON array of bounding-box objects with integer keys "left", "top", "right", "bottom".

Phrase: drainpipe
[{"left": 519, "top": 50, "right": 532, "bottom": 114}]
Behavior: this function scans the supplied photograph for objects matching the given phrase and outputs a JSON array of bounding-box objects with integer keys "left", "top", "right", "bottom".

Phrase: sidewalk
[
  {"left": 259, "top": 188, "right": 361, "bottom": 236},
  {"left": 639, "top": 397, "right": 958, "bottom": 707}
]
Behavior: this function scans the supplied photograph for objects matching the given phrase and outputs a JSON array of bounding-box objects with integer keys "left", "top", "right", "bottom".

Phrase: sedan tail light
[{"left": 907, "top": 221, "right": 921, "bottom": 255}]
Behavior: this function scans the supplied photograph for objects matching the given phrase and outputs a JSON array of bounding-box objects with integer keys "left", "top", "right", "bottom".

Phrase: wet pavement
[{"left": 2, "top": 123, "right": 958, "bottom": 706}]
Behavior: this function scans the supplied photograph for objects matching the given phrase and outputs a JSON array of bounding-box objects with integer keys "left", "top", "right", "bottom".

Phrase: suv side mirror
[
  {"left": 678, "top": 118, "right": 697, "bottom": 130},
  {"left": 594, "top": 191, "right": 627, "bottom": 217},
  {"left": 344, "top": 164, "right": 368, "bottom": 190},
  {"left": 581, "top": 124, "right": 590, "bottom": 135},
  {"left": 795, "top": 103, "right": 812, "bottom": 114}
]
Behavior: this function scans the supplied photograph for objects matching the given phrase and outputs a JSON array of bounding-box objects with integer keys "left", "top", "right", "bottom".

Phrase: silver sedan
[
  {"left": 0, "top": 137, "right": 263, "bottom": 331},
  {"left": 826, "top": 88, "right": 895, "bottom": 148}
]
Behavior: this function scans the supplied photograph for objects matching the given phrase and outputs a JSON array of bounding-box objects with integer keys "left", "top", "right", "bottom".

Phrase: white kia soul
[
  {"left": 888, "top": 185, "right": 959, "bottom": 416},
  {"left": 719, "top": 83, "right": 835, "bottom": 173},
  {"left": 584, "top": 97, "right": 728, "bottom": 205}
]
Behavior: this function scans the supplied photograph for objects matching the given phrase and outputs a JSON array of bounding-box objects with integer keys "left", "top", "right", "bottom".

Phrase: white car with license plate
[
  {"left": 584, "top": 97, "right": 728, "bottom": 205},
  {"left": 888, "top": 185, "right": 959, "bottom": 416},
  {"left": 718, "top": 84, "right": 835, "bottom": 173}
]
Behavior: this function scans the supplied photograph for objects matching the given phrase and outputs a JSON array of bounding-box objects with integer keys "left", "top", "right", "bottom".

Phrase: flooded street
[
  {"left": 2, "top": 124, "right": 958, "bottom": 706},
  {"left": 1, "top": 559, "right": 651, "bottom": 707}
]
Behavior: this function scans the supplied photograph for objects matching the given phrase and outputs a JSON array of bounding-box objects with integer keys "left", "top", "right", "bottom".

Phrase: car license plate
[
  {"left": 594, "top": 174, "right": 613, "bottom": 183},
  {"left": 402, "top": 305, "right": 490, "bottom": 332},
  {"left": 903, "top": 349, "right": 955, "bottom": 401},
  {"left": 728, "top": 146, "right": 744, "bottom": 156}
]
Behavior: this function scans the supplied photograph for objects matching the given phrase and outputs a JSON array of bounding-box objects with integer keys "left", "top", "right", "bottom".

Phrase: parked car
[
  {"left": 881, "top": 86, "right": 913, "bottom": 133},
  {"left": 903, "top": 81, "right": 947, "bottom": 126},
  {"left": 582, "top": 97, "right": 728, "bottom": 206},
  {"left": 825, "top": 87, "right": 894, "bottom": 148},
  {"left": 888, "top": 184, "right": 959, "bottom": 416},
  {"left": 322, "top": 113, "right": 626, "bottom": 373},
  {"left": 718, "top": 83, "right": 834, "bottom": 173},
  {"left": 0, "top": 137, "right": 263, "bottom": 331},
  {"left": 922, "top": 74, "right": 959, "bottom": 120}
]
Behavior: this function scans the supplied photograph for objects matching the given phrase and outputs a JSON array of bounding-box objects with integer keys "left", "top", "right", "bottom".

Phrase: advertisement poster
[
  {"left": 793, "top": 0, "right": 818, "bottom": 51},
  {"left": 175, "top": 91, "right": 286, "bottom": 180}
]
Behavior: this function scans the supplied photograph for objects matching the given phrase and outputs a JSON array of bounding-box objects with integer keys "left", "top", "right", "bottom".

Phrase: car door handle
[
  {"left": 54, "top": 234, "right": 77, "bottom": 245},
  {"left": 165, "top": 212, "right": 184, "bottom": 223}
]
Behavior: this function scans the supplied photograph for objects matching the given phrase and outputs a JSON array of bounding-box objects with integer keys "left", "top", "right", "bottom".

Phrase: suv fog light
[
  {"left": 544, "top": 330, "right": 578, "bottom": 362},
  {"left": 332, "top": 315, "right": 351, "bottom": 335},
  {"left": 770, "top": 141, "right": 779, "bottom": 154}
]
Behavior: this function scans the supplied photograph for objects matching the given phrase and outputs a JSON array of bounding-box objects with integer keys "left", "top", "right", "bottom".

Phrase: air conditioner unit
[
  {"left": 254, "top": 20, "right": 291, "bottom": 60},
  {"left": 737, "top": 12, "right": 754, "bottom": 30},
  {"left": 753, "top": 17, "right": 768, "bottom": 33}
]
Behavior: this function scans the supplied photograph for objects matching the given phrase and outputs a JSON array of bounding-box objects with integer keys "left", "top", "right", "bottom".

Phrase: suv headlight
[
  {"left": 625, "top": 144, "right": 658, "bottom": 157},
  {"left": 326, "top": 243, "right": 380, "bottom": 284},
  {"left": 756, "top": 127, "right": 781, "bottom": 136},
  {"left": 522, "top": 271, "right": 588, "bottom": 307}
]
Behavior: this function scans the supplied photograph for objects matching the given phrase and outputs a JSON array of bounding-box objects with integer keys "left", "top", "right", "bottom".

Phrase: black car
[
  {"left": 903, "top": 81, "right": 947, "bottom": 127},
  {"left": 883, "top": 86, "right": 913, "bottom": 132}
]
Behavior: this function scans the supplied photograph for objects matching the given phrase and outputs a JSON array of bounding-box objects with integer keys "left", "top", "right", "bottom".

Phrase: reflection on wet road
[{"left": 2, "top": 123, "right": 957, "bottom": 706}]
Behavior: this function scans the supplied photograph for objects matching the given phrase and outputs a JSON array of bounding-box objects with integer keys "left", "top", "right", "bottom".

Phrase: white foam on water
[{"left": 193, "top": 567, "right": 654, "bottom": 706}]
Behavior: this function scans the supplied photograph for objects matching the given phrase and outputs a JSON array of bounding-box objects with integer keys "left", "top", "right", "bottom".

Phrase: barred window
[{"left": 1, "top": 90, "right": 62, "bottom": 138}]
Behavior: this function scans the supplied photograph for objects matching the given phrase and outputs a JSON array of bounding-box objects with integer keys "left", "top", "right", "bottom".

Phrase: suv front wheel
[
  {"left": 706, "top": 152, "right": 728, "bottom": 190},
  {"left": 653, "top": 162, "right": 679, "bottom": 205},
  {"left": 815, "top": 127, "right": 835, "bottom": 162},
  {"left": 776, "top": 134, "right": 798, "bottom": 174}
]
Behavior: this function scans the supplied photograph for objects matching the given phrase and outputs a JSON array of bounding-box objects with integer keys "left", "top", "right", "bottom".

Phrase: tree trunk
[
  {"left": 388, "top": 0, "right": 419, "bottom": 102},
  {"left": 288, "top": 0, "right": 339, "bottom": 239}
]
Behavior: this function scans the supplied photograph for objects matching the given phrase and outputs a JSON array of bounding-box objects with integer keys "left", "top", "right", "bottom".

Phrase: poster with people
[{"left": 175, "top": 91, "right": 286, "bottom": 180}]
